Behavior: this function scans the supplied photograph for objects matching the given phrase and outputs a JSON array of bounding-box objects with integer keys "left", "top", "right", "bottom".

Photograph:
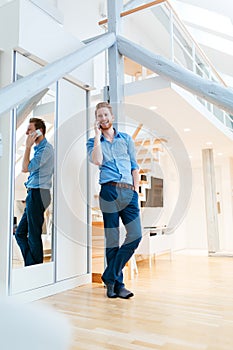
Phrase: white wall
[
  {"left": 18, "top": 0, "right": 91, "bottom": 80},
  {"left": 216, "top": 158, "right": 233, "bottom": 250},
  {"left": 185, "top": 157, "right": 233, "bottom": 252},
  {"left": 0, "top": 0, "right": 21, "bottom": 296},
  {"left": 57, "top": 0, "right": 104, "bottom": 41}
]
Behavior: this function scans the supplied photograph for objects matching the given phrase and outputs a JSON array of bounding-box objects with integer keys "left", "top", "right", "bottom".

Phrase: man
[
  {"left": 15, "top": 117, "right": 54, "bottom": 266},
  {"left": 87, "top": 102, "right": 142, "bottom": 299}
]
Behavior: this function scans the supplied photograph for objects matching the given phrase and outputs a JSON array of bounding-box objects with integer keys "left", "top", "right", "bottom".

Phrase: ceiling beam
[
  {"left": 0, "top": 32, "right": 116, "bottom": 117},
  {"left": 117, "top": 35, "right": 233, "bottom": 115}
]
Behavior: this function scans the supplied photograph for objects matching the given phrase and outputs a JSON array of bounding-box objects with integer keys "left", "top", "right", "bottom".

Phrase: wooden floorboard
[{"left": 37, "top": 252, "right": 233, "bottom": 349}]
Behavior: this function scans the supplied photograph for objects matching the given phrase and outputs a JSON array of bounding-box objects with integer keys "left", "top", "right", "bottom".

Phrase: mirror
[{"left": 12, "top": 51, "right": 56, "bottom": 269}]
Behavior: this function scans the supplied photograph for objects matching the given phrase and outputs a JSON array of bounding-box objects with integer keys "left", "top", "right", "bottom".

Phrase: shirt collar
[
  {"left": 34, "top": 137, "right": 47, "bottom": 151},
  {"left": 100, "top": 128, "right": 120, "bottom": 141}
]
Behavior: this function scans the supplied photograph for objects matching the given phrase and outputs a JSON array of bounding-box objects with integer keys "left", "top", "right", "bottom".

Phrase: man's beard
[{"left": 100, "top": 121, "right": 113, "bottom": 130}]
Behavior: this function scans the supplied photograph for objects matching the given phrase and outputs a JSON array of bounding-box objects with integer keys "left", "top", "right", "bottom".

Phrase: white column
[
  {"left": 0, "top": 52, "right": 14, "bottom": 297},
  {"left": 107, "top": 0, "right": 124, "bottom": 123},
  {"left": 202, "top": 148, "right": 220, "bottom": 253}
]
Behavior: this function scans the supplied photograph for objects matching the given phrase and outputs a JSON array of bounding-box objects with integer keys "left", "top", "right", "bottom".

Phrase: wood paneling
[{"left": 92, "top": 221, "right": 104, "bottom": 282}]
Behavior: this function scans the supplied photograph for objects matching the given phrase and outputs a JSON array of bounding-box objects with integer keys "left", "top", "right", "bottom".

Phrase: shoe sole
[
  {"left": 107, "top": 294, "right": 118, "bottom": 298},
  {"left": 117, "top": 292, "right": 134, "bottom": 299}
]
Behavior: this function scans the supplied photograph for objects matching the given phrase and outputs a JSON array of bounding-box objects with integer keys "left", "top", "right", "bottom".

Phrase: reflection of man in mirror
[
  {"left": 15, "top": 118, "right": 54, "bottom": 266},
  {"left": 86, "top": 102, "right": 142, "bottom": 299}
]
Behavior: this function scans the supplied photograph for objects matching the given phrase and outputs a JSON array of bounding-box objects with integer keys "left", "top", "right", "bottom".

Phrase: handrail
[
  {"left": 0, "top": 32, "right": 116, "bottom": 117},
  {"left": 164, "top": 1, "right": 227, "bottom": 87},
  {"left": 98, "top": 0, "right": 166, "bottom": 26}
]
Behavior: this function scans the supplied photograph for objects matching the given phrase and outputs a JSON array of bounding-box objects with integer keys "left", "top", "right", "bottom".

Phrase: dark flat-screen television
[{"left": 141, "top": 177, "right": 163, "bottom": 207}]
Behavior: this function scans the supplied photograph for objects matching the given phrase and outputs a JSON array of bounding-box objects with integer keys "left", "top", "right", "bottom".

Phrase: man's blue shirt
[
  {"left": 86, "top": 130, "right": 139, "bottom": 185},
  {"left": 25, "top": 138, "right": 54, "bottom": 189}
]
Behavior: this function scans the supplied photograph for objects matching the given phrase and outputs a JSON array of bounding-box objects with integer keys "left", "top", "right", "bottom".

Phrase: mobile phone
[
  {"left": 36, "top": 129, "right": 42, "bottom": 137},
  {"left": 96, "top": 122, "right": 102, "bottom": 130}
]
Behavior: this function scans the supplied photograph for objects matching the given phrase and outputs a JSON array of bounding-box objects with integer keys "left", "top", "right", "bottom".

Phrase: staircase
[{"left": 134, "top": 133, "right": 167, "bottom": 205}]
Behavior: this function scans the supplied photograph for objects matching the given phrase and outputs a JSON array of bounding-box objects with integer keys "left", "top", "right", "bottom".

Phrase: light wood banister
[
  {"left": 98, "top": 0, "right": 166, "bottom": 26},
  {"left": 132, "top": 123, "right": 143, "bottom": 140}
]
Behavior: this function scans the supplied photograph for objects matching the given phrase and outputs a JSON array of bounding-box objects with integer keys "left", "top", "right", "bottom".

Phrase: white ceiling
[
  {"left": 125, "top": 80, "right": 233, "bottom": 166},
  {"left": 172, "top": 0, "right": 233, "bottom": 22}
]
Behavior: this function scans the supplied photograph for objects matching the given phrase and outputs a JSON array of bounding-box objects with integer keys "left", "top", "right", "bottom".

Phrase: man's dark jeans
[
  {"left": 15, "top": 188, "right": 51, "bottom": 266},
  {"left": 99, "top": 184, "right": 142, "bottom": 290}
]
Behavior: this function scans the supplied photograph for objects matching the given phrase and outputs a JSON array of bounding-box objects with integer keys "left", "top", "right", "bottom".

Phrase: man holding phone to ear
[
  {"left": 15, "top": 117, "right": 54, "bottom": 266},
  {"left": 87, "top": 102, "right": 142, "bottom": 299}
]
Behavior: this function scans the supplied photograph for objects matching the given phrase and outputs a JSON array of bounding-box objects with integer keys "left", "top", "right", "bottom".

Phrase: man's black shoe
[
  {"left": 101, "top": 276, "right": 117, "bottom": 298},
  {"left": 115, "top": 287, "right": 134, "bottom": 299},
  {"left": 106, "top": 284, "right": 117, "bottom": 298}
]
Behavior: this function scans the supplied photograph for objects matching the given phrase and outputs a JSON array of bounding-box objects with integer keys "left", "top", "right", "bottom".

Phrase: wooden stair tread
[
  {"left": 139, "top": 180, "right": 149, "bottom": 184},
  {"left": 137, "top": 158, "right": 159, "bottom": 163},
  {"left": 137, "top": 147, "right": 163, "bottom": 153},
  {"left": 139, "top": 168, "right": 151, "bottom": 173},
  {"left": 135, "top": 138, "right": 167, "bottom": 146}
]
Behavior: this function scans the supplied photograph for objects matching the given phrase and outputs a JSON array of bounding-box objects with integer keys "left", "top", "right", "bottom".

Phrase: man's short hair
[
  {"left": 95, "top": 102, "right": 113, "bottom": 117},
  {"left": 29, "top": 118, "right": 46, "bottom": 135}
]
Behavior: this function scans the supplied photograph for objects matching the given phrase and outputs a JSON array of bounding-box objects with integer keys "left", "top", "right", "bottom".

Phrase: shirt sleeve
[
  {"left": 86, "top": 137, "right": 95, "bottom": 163},
  {"left": 127, "top": 135, "right": 139, "bottom": 171},
  {"left": 28, "top": 145, "right": 53, "bottom": 172}
]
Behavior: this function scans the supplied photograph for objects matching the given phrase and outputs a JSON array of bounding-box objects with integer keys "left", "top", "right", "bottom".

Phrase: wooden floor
[{"left": 38, "top": 251, "right": 233, "bottom": 350}]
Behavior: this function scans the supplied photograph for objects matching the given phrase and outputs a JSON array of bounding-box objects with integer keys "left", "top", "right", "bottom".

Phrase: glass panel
[
  {"left": 12, "top": 52, "right": 55, "bottom": 269},
  {"left": 212, "top": 105, "right": 224, "bottom": 123}
]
